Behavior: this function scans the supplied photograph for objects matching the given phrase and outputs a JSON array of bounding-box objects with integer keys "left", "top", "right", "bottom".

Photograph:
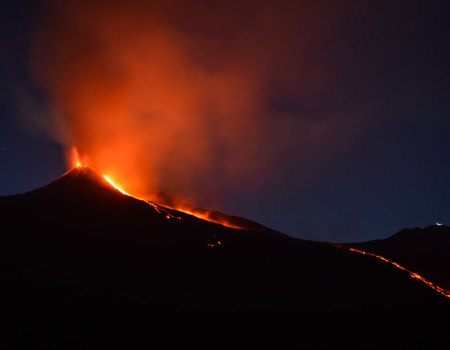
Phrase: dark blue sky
[{"left": 1, "top": 0, "right": 449, "bottom": 242}]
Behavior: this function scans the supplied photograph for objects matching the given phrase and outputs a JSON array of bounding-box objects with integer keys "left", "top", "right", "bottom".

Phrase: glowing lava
[
  {"left": 171, "top": 207, "right": 242, "bottom": 230},
  {"left": 345, "top": 247, "right": 450, "bottom": 299},
  {"left": 69, "top": 144, "right": 245, "bottom": 230},
  {"left": 103, "top": 175, "right": 129, "bottom": 196},
  {"left": 103, "top": 171, "right": 239, "bottom": 226},
  {"left": 102, "top": 172, "right": 182, "bottom": 221},
  {"left": 103, "top": 171, "right": 227, "bottom": 225},
  {"left": 102, "top": 170, "right": 226, "bottom": 247}
]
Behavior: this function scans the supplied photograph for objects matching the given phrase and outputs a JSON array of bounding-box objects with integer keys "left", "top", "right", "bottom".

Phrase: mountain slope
[
  {"left": 337, "top": 225, "right": 450, "bottom": 292},
  {"left": 0, "top": 167, "right": 448, "bottom": 311},
  {"left": 1, "top": 167, "right": 450, "bottom": 346},
  {"left": 148, "top": 191, "right": 290, "bottom": 238}
]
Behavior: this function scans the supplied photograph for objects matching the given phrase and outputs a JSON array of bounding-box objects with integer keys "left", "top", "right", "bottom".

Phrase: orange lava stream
[
  {"left": 347, "top": 247, "right": 450, "bottom": 299},
  {"left": 103, "top": 172, "right": 239, "bottom": 227},
  {"left": 103, "top": 175, "right": 129, "bottom": 196},
  {"left": 103, "top": 173, "right": 181, "bottom": 220},
  {"left": 103, "top": 171, "right": 223, "bottom": 248},
  {"left": 170, "top": 207, "right": 242, "bottom": 230},
  {"left": 103, "top": 175, "right": 239, "bottom": 227},
  {"left": 74, "top": 140, "right": 243, "bottom": 230}
]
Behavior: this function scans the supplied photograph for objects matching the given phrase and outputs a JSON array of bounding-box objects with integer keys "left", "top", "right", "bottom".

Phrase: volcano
[{"left": 1, "top": 167, "right": 449, "bottom": 346}]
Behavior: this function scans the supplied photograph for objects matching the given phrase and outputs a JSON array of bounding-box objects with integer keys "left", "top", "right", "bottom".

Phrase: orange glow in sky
[{"left": 30, "top": 0, "right": 356, "bottom": 212}]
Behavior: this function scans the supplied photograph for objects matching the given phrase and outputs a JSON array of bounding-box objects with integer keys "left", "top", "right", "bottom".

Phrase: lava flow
[
  {"left": 81, "top": 169, "right": 238, "bottom": 231},
  {"left": 344, "top": 247, "right": 450, "bottom": 299},
  {"left": 161, "top": 205, "right": 242, "bottom": 230},
  {"left": 103, "top": 175, "right": 129, "bottom": 196},
  {"left": 102, "top": 168, "right": 224, "bottom": 248},
  {"left": 103, "top": 172, "right": 241, "bottom": 229}
]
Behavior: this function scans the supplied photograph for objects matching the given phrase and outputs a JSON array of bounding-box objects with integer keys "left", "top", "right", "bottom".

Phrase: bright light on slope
[
  {"left": 103, "top": 174, "right": 181, "bottom": 220},
  {"left": 346, "top": 247, "right": 450, "bottom": 299},
  {"left": 103, "top": 175, "right": 130, "bottom": 196}
]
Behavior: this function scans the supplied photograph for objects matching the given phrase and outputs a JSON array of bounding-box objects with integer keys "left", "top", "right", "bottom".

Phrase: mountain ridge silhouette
[{"left": 1, "top": 166, "right": 449, "bottom": 346}]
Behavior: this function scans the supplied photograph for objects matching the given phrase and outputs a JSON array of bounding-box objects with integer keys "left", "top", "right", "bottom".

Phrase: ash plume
[{"left": 28, "top": 0, "right": 368, "bottom": 208}]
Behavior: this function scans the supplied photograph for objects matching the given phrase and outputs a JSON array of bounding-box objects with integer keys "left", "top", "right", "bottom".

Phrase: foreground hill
[
  {"left": 337, "top": 225, "right": 450, "bottom": 292},
  {"left": 0, "top": 167, "right": 449, "bottom": 346}
]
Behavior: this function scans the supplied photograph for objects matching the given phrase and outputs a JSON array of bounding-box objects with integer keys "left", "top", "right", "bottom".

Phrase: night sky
[{"left": 1, "top": 0, "right": 449, "bottom": 243}]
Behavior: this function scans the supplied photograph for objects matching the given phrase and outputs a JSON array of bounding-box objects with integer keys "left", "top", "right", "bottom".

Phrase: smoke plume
[{"left": 29, "top": 0, "right": 361, "bottom": 207}]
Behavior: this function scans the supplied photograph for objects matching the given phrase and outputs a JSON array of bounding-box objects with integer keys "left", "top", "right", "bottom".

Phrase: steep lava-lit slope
[
  {"left": 1, "top": 167, "right": 449, "bottom": 331},
  {"left": 337, "top": 225, "right": 450, "bottom": 292},
  {"left": 148, "top": 191, "right": 290, "bottom": 238}
]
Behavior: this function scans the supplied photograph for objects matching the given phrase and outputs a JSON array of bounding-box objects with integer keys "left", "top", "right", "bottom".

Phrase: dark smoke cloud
[{"left": 29, "top": 0, "right": 372, "bottom": 207}]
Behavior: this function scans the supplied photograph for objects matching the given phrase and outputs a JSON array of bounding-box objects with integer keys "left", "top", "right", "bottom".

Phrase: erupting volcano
[
  {"left": 3, "top": 0, "right": 450, "bottom": 347},
  {"left": 1, "top": 166, "right": 449, "bottom": 346},
  {"left": 65, "top": 157, "right": 289, "bottom": 236},
  {"left": 60, "top": 162, "right": 450, "bottom": 302}
]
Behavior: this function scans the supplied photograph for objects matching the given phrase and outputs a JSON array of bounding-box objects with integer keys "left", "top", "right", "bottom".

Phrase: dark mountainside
[
  {"left": 1, "top": 167, "right": 449, "bottom": 346},
  {"left": 148, "top": 191, "right": 290, "bottom": 238},
  {"left": 337, "top": 225, "right": 450, "bottom": 292}
]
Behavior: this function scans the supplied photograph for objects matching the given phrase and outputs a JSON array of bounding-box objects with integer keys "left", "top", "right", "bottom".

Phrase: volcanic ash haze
[{"left": 29, "top": 0, "right": 367, "bottom": 209}]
